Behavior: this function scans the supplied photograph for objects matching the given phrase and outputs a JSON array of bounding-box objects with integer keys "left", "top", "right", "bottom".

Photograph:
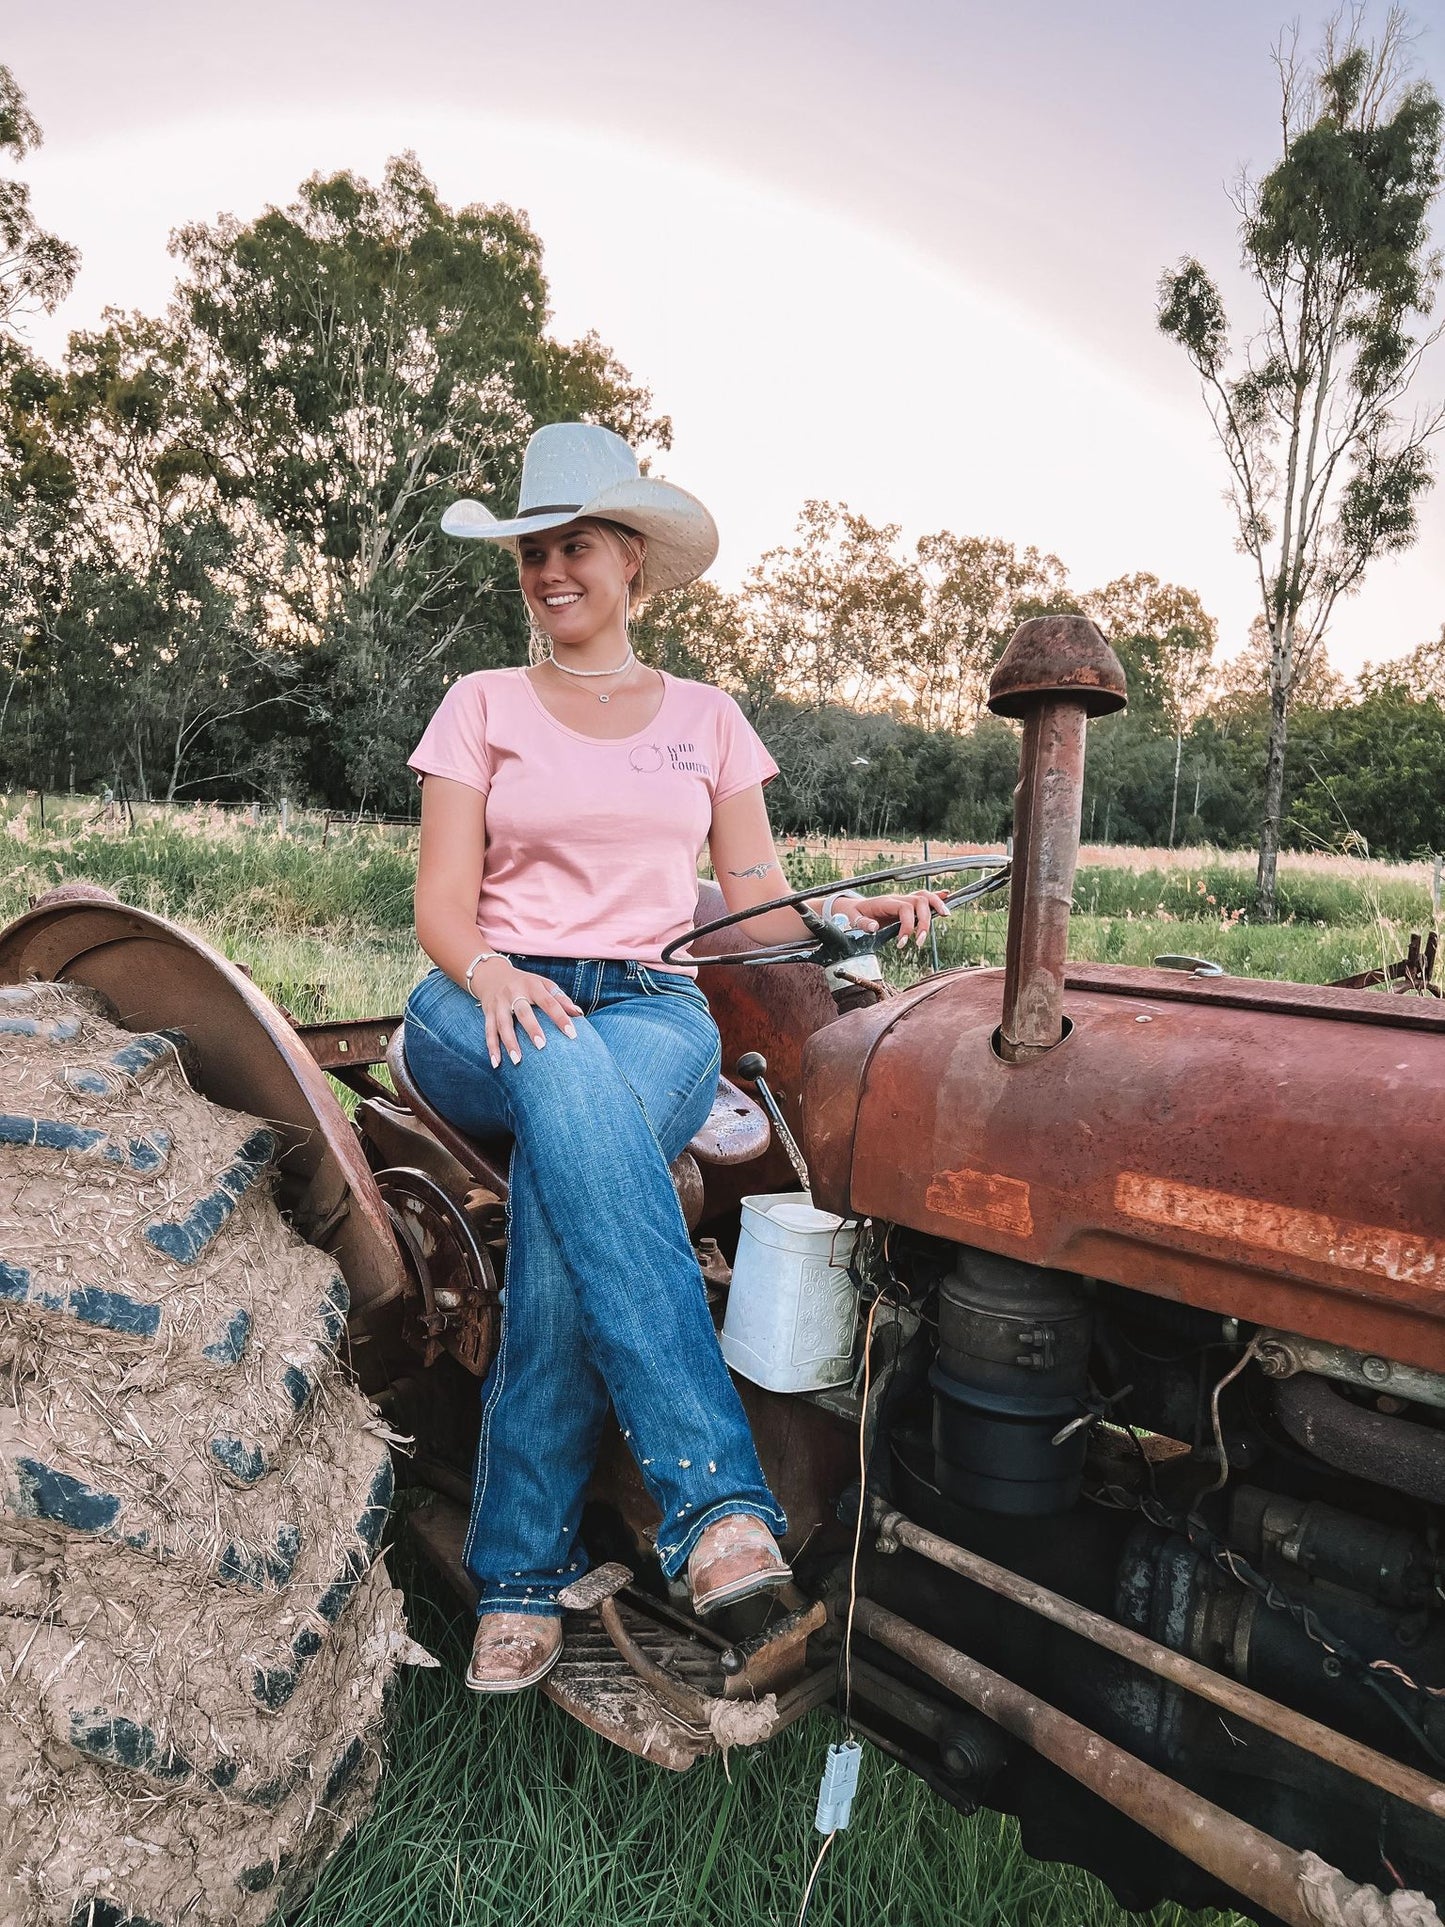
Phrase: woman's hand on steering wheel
[
  {"left": 839, "top": 889, "right": 953, "bottom": 949},
  {"left": 469, "top": 959, "right": 583, "bottom": 1068},
  {"left": 661, "top": 855, "right": 1011, "bottom": 969}
]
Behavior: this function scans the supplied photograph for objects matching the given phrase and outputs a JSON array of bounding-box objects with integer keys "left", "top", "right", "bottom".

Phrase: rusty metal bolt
[
  {"left": 1255, "top": 1342, "right": 1294, "bottom": 1380},
  {"left": 1362, "top": 1356, "right": 1392, "bottom": 1384},
  {"left": 987, "top": 617, "right": 1128, "bottom": 1063}
]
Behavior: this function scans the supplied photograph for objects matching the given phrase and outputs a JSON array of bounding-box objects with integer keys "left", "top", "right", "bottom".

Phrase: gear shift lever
[{"left": 734, "top": 1051, "right": 811, "bottom": 1191}]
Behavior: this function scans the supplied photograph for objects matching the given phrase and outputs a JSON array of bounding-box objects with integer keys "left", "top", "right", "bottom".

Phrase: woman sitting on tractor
[{"left": 405, "top": 423, "right": 946, "bottom": 1692}]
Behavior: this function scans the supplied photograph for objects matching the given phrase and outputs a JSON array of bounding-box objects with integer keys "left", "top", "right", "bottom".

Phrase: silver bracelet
[
  {"left": 463, "top": 949, "right": 502, "bottom": 997},
  {"left": 820, "top": 892, "right": 855, "bottom": 926}
]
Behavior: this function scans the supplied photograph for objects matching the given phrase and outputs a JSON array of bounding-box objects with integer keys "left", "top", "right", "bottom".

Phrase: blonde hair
[{"left": 596, "top": 519, "right": 648, "bottom": 609}]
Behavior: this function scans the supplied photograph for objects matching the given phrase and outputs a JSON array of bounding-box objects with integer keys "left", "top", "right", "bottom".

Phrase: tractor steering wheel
[{"left": 660, "top": 856, "right": 1012, "bottom": 969}]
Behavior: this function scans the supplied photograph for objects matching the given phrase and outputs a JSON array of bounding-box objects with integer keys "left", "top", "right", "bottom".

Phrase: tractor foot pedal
[
  {"left": 720, "top": 1598, "right": 828, "bottom": 1698},
  {"left": 557, "top": 1562, "right": 631, "bottom": 1611}
]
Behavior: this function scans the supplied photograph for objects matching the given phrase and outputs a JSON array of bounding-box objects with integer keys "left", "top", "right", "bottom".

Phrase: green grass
[
  {"left": 906, "top": 906, "right": 1428, "bottom": 988},
  {"left": 0, "top": 798, "right": 418, "bottom": 937},
  {"left": 293, "top": 1536, "right": 1235, "bottom": 1927}
]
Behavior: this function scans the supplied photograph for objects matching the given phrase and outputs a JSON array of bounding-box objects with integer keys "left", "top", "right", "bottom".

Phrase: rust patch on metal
[
  {"left": 296, "top": 1016, "right": 400, "bottom": 1069},
  {"left": 686, "top": 879, "right": 839, "bottom": 1217},
  {"left": 720, "top": 1599, "right": 827, "bottom": 1700},
  {"left": 815, "top": 963, "right": 1445, "bottom": 1368},
  {"left": 925, "top": 1166, "right": 1034, "bottom": 1238},
  {"left": 986, "top": 615, "right": 1128, "bottom": 721},
  {"left": 1066, "top": 961, "right": 1445, "bottom": 1034},
  {"left": 1115, "top": 1172, "right": 1445, "bottom": 1289}
]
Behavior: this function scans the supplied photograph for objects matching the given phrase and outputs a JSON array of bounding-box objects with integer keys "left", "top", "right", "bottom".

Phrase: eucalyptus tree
[
  {"left": 1368, "top": 619, "right": 1445, "bottom": 699},
  {"left": 633, "top": 577, "right": 796, "bottom": 721},
  {"left": 1158, "top": 9, "right": 1443, "bottom": 916},
  {"left": 910, "top": 533, "right": 1071, "bottom": 732},
  {"left": 0, "top": 65, "right": 79, "bottom": 770},
  {"left": 0, "top": 311, "right": 293, "bottom": 798},
  {"left": 743, "top": 501, "right": 920, "bottom": 715},
  {"left": 0, "top": 64, "right": 77, "bottom": 336},
  {"left": 1083, "top": 573, "right": 1217, "bottom": 846},
  {"left": 170, "top": 154, "right": 667, "bottom": 808}
]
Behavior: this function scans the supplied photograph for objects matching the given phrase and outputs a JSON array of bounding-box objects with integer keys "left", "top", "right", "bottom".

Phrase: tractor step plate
[
  {"left": 544, "top": 1604, "right": 723, "bottom": 1771},
  {"left": 406, "top": 1494, "right": 833, "bottom": 1773}
]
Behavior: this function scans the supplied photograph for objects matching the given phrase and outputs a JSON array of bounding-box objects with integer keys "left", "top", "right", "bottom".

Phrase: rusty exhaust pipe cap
[
  {"left": 990, "top": 617, "right": 1126, "bottom": 1063},
  {"left": 987, "top": 616, "right": 1128, "bottom": 720}
]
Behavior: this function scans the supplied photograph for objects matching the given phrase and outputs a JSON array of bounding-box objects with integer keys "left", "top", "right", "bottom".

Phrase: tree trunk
[
  {"left": 166, "top": 710, "right": 188, "bottom": 803},
  {"left": 1169, "top": 728, "right": 1183, "bottom": 848},
  {"left": 1255, "top": 669, "right": 1290, "bottom": 921}
]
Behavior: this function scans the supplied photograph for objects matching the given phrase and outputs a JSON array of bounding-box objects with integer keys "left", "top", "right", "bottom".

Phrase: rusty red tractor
[{"left": 3, "top": 616, "right": 1444, "bottom": 1927}]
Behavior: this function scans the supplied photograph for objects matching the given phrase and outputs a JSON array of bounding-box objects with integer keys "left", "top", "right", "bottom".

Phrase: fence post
[
  {"left": 1433, "top": 853, "right": 1441, "bottom": 920},
  {"left": 248, "top": 801, "right": 260, "bottom": 827},
  {"left": 280, "top": 796, "right": 290, "bottom": 835},
  {"left": 923, "top": 836, "right": 940, "bottom": 975}
]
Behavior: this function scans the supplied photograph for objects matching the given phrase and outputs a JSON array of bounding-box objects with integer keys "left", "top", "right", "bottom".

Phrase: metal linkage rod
[
  {"left": 854, "top": 1598, "right": 1436, "bottom": 1927},
  {"left": 870, "top": 1501, "right": 1445, "bottom": 1823}
]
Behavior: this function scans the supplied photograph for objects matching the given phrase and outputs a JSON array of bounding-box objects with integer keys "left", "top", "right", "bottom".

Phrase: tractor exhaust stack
[{"left": 986, "top": 617, "right": 1127, "bottom": 1062}]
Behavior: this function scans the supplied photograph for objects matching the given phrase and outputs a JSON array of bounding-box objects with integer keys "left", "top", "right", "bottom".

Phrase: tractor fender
[{"left": 0, "top": 896, "right": 406, "bottom": 1316}]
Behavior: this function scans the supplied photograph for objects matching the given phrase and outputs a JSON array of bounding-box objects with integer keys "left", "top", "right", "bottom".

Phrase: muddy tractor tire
[{"left": 0, "top": 981, "right": 422, "bottom": 1927}]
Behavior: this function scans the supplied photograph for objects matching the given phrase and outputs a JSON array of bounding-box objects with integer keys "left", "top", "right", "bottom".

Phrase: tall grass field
[
  {"left": 5, "top": 794, "right": 1434, "bottom": 1924},
  {"left": 2, "top": 795, "right": 1439, "bottom": 1011}
]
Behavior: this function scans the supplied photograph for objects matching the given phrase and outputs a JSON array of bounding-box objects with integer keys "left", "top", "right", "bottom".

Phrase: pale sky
[{"left": 8, "top": 0, "right": 1445, "bottom": 675}]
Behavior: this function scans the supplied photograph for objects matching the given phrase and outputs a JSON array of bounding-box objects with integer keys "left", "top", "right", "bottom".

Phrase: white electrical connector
[{"left": 814, "top": 1740, "right": 862, "bottom": 1833}]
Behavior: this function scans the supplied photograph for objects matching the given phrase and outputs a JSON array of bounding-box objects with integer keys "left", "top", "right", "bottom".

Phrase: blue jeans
[{"left": 403, "top": 958, "right": 786, "bottom": 1618}]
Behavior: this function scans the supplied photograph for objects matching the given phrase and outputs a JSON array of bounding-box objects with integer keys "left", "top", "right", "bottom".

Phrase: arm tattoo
[{"left": 727, "top": 861, "right": 775, "bottom": 879}]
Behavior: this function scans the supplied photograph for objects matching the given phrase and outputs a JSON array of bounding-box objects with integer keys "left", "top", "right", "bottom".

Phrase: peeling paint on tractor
[{"left": 806, "top": 964, "right": 1445, "bottom": 1371}]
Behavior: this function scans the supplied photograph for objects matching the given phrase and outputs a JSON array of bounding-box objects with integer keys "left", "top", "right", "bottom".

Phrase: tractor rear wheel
[{"left": 0, "top": 980, "right": 424, "bottom": 1927}]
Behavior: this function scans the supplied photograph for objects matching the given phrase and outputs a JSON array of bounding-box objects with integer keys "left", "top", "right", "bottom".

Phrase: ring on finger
[{"left": 509, "top": 996, "right": 531, "bottom": 1016}]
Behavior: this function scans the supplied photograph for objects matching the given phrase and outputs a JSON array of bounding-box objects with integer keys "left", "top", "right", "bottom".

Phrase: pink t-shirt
[{"left": 408, "top": 667, "right": 779, "bottom": 968}]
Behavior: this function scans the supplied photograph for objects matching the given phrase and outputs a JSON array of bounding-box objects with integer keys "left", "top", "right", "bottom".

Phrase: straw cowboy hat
[{"left": 441, "top": 423, "right": 719, "bottom": 597}]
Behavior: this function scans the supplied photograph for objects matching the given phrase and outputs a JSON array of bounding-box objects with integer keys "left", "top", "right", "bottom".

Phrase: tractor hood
[{"left": 803, "top": 961, "right": 1445, "bottom": 1373}]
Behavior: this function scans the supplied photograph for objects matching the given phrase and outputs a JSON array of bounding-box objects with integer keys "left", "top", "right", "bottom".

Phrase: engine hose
[{"left": 1274, "top": 1373, "right": 1445, "bottom": 1505}]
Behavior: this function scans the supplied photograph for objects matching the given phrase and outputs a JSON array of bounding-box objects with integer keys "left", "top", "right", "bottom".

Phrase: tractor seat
[{"left": 383, "top": 1024, "right": 770, "bottom": 1225}]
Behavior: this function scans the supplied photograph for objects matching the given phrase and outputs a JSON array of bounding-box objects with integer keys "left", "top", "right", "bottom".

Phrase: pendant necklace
[{"left": 546, "top": 644, "right": 635, "bottom": 704}]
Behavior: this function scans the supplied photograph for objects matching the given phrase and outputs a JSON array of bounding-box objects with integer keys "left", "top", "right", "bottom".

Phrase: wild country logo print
[{"left": 629, "top": 741, "right": 712, "bottom": 776}]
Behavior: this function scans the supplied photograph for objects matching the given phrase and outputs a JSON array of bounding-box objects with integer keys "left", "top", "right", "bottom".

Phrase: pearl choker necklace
[{"left": 546, "top": 645, "right": 635, "bottom": 703}]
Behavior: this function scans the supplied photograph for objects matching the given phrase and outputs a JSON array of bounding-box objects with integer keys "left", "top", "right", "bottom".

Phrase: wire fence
[{"left": 2, "top": 791, "right": 422, "bottom": 845}]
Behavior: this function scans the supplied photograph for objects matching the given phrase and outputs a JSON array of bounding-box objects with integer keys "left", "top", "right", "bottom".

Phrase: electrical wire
[
  {"left": 797, "top": 1830, "right": 836, "bottom": 1926},
  {"left": 1091, "top": 1469, "right": 1445, "bottom": 1772},
  {"left": 1202, "top": 1331, "right": 1263, "bottom": 1497},
  {"left": 843, "top": 1291, "right": 884, "bottom": 1735},
  {"left": 795, "top": 1247, "right": 888, "bottom": 1927},
  {"left": 1368, "top": 1657, "right": 1445, "bottom": 1700}
]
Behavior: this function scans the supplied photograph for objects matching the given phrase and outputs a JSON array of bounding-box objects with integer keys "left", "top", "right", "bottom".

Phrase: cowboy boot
[
  {"left": 688, "top": 1516, "right": 792, "bottom": 1617},
  {"left": 466, "top": 1612, "right": 564, "bottom": 1693}
]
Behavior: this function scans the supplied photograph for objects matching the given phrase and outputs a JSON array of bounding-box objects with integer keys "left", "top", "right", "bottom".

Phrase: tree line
[
  {"left": 635, "top": 539, "right": 1445, "bottom": 858},
  {"left": 1, "top": 26, "right": 1443, "bottom": 879}
]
